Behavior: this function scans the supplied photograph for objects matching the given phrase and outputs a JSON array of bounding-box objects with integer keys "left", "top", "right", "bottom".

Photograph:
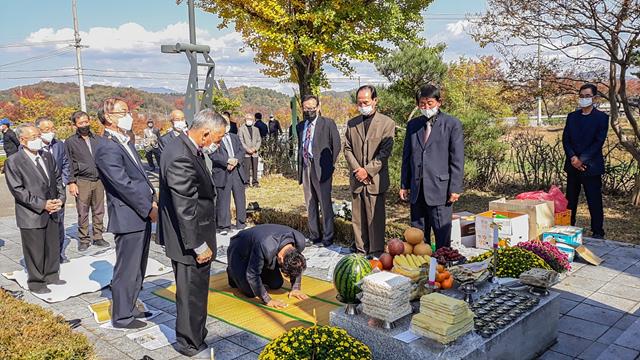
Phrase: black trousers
[
  {"left": 20, "top": 217, "right": 60, "bottom": 291},
  {"left": 302, "top": 161, "right": 334, "bottom": 243},
  {"left": 111, "top": 223, "right": 151, "bottom": 327},
  {"left": 244, "top": 157, "right": 259, "bottom": 185},
  {"left": 566, "top": 171, "right": 604, "bottom": 236},
  {"left": 145, "top": 148, "right": 161, "bottom": 169},
  {"left": 227, "top": 262, "right": 284, "bottom": 298},
  {"left": 216, "top": 170, "right": 247, "bottom": 230},
  {"left": 410, "top": 184, "right": 453, "bottom": 249},
  {"left": 172, "top": 260, "right": 211, "bottom": 354},
  {"left": 58, "top": 207, "right": 66, "bottom": 258}
]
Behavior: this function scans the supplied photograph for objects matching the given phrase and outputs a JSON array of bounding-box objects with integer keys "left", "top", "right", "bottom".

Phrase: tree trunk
[{"left": 632, "top": 173, "right": 640, "bottom": 207}]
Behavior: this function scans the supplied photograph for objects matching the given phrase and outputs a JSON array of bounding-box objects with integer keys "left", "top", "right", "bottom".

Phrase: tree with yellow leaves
[{"left": 198, "top": 0, "right": 433, "bottom": 96}]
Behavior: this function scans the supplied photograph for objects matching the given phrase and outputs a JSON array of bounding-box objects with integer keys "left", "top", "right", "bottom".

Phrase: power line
[
  {"left": 0, "top": 40, "right": 74, "bottom": 49},
  {"left": 0, "top": 47, "right": 74, "bottom": 68}
]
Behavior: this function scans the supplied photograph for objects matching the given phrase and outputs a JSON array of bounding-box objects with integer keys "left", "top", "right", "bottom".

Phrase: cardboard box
[
  {"left": 555, "top": 243, "right": 575, "bottom": 262},
  {"left": 554, "top": 209, "right": 572, "bottom": 226},
  {"left": 475, "top": 211, "right": 529, "bottom": 249},
  {"left": 451, "top": 212, "right": 476, "bottom": 248},
  {"left": 542, "top": 226, "right": 583, "bottom": 247},
  {"left": 489, "top": 198, "right": 555, "bottom": 241}
]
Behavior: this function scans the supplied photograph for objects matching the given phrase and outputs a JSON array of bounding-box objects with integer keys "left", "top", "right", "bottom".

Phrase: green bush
[{"left": 0, "top": 290, "right": 95, "bottom": 359}]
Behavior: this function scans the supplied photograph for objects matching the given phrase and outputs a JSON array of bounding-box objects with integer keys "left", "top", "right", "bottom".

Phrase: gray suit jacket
[
  {"left": 4, "top": 149, "right": 65, "bottom": 229},
  {"left": 238, "top": 125, "right": 261, "bottom": 158},
  {"left": 344, "top": 112, "right": 396, "bottom": 195}
]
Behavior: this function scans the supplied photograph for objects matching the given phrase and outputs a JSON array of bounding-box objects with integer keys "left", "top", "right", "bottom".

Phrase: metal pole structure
[
  {"left": 536, "top": 36, "right": 542, "bottom": 127},
  {"left": 187, "top": 0, "right": 200, "bottom": 115},
  {"left": 72, "top": 0, "right": 87, "bottom": 112}
]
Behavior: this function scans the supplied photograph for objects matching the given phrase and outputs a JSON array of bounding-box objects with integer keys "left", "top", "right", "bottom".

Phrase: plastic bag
[{"left": 515, "top": 185, "right": 568, "bottom": 213}]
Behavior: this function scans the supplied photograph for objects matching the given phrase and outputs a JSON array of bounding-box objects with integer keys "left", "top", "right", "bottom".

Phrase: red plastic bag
[{"left": 515, "top": 185, "right": 568, "bottom": 213}]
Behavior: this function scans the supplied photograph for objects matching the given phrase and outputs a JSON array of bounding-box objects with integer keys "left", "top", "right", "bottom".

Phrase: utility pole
[
  {"left": 536, "top": 34, "right": 542, "bottom": 127},
  {"left": 72, "top": 0, "right": 87, "bottom": 112}
]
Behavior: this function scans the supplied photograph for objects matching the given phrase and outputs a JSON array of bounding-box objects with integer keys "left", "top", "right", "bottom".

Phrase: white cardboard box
[{"left": 475, "top": 211, "right": 530, "bottom": 249}]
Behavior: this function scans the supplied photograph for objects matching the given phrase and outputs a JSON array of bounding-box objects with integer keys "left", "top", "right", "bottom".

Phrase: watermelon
[{"left": 332, "top": 254, "right": 372, "bottom": 304}]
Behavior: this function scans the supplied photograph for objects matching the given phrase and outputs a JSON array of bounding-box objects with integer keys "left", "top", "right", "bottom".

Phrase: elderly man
[
  {"left": 95, "top": 98, "right": 157, "bottom": 329},
  {"left": 36, "top": 117, "right": 71, "bottom": 262},
  {"left": 159, "top": 110, "right": 187, "bottom": 152},
  {"left": 159, "top": 108, "right": 224, "bottom": 356},
  {"left": 5, "top": 123, "right": 66, "bottom": 294},
  {"left": 238, "top": 114, "right": 262, "bottom": 187},
  {"left": 344, "top": 85, "right": 395, "bottom": 256}
]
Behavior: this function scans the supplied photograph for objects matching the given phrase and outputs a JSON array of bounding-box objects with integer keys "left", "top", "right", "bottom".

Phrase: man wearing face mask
[
  {"left": 210, "top": 120, "right": 247, "bottom": 235},
  {"left": 238, "top": 114, "right": 262, "bottom": 187},
  {"left": 344, "top": 85, "right": 396, "bottom": 256},
  {"left": 36, "top": 117, "right": 70, "bottom": 262},
  {"left": 94, "top": 97, "right": 158, "bottom": 329},
  {"left": 142, "top": 117, "right": 162, "bottom": 172},
  {"left": 159, "top": 109, "right": 188, "bottom": 153},
  {"left": 400, "top": 85, "right": 464, "bottom": 249},
  {"left": 296, "top": 95, "right": 341, "bottom": 247},
  {"left": 64, "top": 111, "right": 108, "bottom": 252},
  {"left": 562, "top": 83, "right": 608, "bottom": 239},
  {"left": 159, "top": 109, "right": 224, "bottom": 356},
  {"left": 5, "top": 123, "right": 66, "bottom": 294}
]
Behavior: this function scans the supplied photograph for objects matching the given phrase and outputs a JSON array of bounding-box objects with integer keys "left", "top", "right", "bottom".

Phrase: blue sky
[{"left": 0, "top": 0, "right": 491, "bottom": 94}]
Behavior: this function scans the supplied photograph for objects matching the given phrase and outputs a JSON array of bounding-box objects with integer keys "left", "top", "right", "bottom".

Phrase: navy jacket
[
  {"left": 94, "top": 133, "right": 155, "bottom": 234},
  {"left": 2, "top": 128, "right": 20, "bottom": 157},
  {"left": 255, "top": 120, "right": 268, "bottom": 138},
  {"left": 562, "top": 108, "right": 608, "bottom": 176},
  {"left": 296, "top": 116, "right": 341, "bottom": 185},
  {"left": 44, "top": 138, "right": 70, "bottom": 186},
  {"left": 210, "top": 133, "right": 247, "bottom": 188},
  {"left": 401, "top": 111, "right": 464, "bottom": 206}
]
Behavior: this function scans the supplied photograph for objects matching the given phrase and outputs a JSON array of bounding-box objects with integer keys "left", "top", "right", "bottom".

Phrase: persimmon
[{"left": 441, "top": 277, "right": 454, "bottom": 290}]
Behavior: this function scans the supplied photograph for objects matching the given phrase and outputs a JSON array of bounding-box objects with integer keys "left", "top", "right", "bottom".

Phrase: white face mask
[
  {"left": 27, "top": 138, "right": 44, "bottom": 152},
  {"left": 173, "top": 120, "right": 187, "bottom": 132},
  {"left": 40, "top": 132, "right": 55, "bottom": 143},
  {"left": 246, "top": 120, "right": 254, "bottom": 126},
  {"left": 358, "top": 105, "right": 374, "bottom": 116},
  {"left": 203, "top": 142, "right": 219, "bottom": 154},
  {"left": 578, "top": 97, "right": 593, "bottom": 108},
  {"left": 421, "top": 107, "right": 439, "bottom": 119},
  {"left": 117, "top": 113, "right": 134, "bottom": 131}
]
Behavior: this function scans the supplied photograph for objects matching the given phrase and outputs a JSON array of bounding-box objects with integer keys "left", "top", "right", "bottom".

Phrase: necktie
[
  {"left": 224, "top": 136, "right": 234, "bottom": 158},
  {"left": 303, "top": 121, "right": 313, "bottom": 164},
  {"left": 424, "top": 121, "right": 432, "bottom": 145},
  {"left": 35, "top": 156, "right": 49, "bottom": 181}
]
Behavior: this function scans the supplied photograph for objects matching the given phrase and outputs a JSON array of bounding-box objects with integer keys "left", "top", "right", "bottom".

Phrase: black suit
[
  {"left": 5, "top": 149, "right": 65, "bottom": 291},
  {"left": 210, "top": 133, "right": 247, "bottom": 231},
  {"left": 2, "top": 128, "right": 20, "bottom": 157},
  {"left": 401, "top": 111, "right": 464, "bottom": 248},
  {"left": 158, "top": 130, "right": 180, "bottom": 153},
  {"left": 296, "top": 116, "right": 341, "bottom": 244},
  {"left": 159, "top": 133, "right": 216, "bottom": 355}
]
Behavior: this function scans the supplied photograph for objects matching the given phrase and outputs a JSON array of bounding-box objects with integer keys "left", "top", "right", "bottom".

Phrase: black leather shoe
[
  {"left": 48, "top": 279, "right": 67, "bottom": 286},
  {"left": 78, "top": 243, "right": 90, "bottom": 252},
  {"left": 321, "top": 240, "right": 334, "bottom": 248},
  {"left": 591, "top": 233, "right": 605, "bottom": 239},
  {"left": 66, "top": 319, "right": 81, "bottom": 329},
  {"left": 176, "top": 343, "right": 208, "bottom": 357},
  {"left": 93, "top": 239, "right": 110, "bottom": 247},
  {"left": 134, "top": 311, "right": 154, "bottom": 319},
  {"left": 113, "top": 319, "right": 147, "bottom": 329},
  {"left": 30, "top": 286, "right": 51, "bottom": 294}
]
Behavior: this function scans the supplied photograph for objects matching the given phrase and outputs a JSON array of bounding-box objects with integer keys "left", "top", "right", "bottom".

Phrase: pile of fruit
[
  {"left": 433, "top": 247, "right": 464, "bottom": 265},
  {"left": 434, "top": 264, "right": 454, "bottom": 290},
  {"left": 332, "top": 254, "right": 373, "bottom": 304},
  {"left": 390, "top": 254, "right": 431, "bottom": 281},
  {"left": 468, "top": 247, "right": 551, "bottom": 278}
]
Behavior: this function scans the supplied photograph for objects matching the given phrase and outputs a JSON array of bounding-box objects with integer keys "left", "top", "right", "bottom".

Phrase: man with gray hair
[
  {"left": 159, "top": 108, "right": 225, "bottom": 356},
  {"left": 5, "top": 123, "right": 66, "bottom": 294}
]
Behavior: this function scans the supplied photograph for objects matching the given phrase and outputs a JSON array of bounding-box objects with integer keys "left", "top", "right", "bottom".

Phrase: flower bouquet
[
  {"left": 516, "top": 241, "right": 571, "bottom": 273},
  {"left": 468, "top": 247, "right": 552, "bottom": 278}
]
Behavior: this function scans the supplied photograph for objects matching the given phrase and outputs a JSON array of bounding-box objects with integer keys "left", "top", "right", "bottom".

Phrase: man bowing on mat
[{"left": 159, "top": 108, "right": 224, "bottom": 357}]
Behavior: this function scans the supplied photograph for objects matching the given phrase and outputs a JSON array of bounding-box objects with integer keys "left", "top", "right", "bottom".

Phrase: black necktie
[{"left": 35, "top": 156, "right": 49, "bottom": 181}]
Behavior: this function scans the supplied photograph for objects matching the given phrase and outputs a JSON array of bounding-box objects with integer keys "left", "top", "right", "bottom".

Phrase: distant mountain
[{"left": 138, "top": 86, "right": 181, "bottom": 94}]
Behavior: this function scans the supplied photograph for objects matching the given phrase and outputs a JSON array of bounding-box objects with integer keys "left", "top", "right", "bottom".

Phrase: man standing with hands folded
[
  {"left": 159, "top": 109, "right": 225, "bottom": 356},
  {"left": 94, "top": 98, "right": 157, "bottom": 330},
  {"left": 5, "top": 123, "right": 66, "bottom": 294}
]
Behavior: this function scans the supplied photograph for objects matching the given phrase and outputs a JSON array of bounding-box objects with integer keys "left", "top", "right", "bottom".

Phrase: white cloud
[{"left": 446, "top": 20, "right": 471, "bottom": 37}]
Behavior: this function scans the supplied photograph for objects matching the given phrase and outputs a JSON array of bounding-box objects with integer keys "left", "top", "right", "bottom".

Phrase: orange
[{"left": 441, "top": 277, "right": 454, "bottom": 290}]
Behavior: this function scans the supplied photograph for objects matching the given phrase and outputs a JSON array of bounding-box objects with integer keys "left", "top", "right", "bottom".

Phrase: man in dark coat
[
  {"left": 296, "top": 95, "right": 341, "bottom": 247},
  {"left": 159, "top": 108, "right": 226, "bottom": 357},
  {"left": 210, "top": 123, "right": 247, "bottom": 235},
  {"left": 159, "top": 109, "right": 187, "bottom": 152},
  {"left": 94, "top": 98, "right": 157, "bottom": 330},
  {"left": 562, "top": 83, "right": 609, "bottom": 238},
  {"left": 400, "top": 85, "right": 464, "bottom": 249},
  {"left": 254, "top": 112, "right": 268, "bottom": 138},
  {"left": 227, "top": 224, "right": 308, "bottom": 309},
  {"left": 1, "top": 118, "right": 20, "bottom": 157}
]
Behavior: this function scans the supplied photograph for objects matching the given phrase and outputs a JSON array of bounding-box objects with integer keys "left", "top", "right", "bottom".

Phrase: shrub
[
  {"left": 0, "top": 290, "right": 95, "bottom": 359},
  {"left": 259, "top": 325, "right": 372, "bottom": 360}
]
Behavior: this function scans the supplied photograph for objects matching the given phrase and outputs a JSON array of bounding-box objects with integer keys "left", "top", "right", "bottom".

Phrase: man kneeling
[{"left": 227, "top": 224, "right": 308, "bottom": 308}]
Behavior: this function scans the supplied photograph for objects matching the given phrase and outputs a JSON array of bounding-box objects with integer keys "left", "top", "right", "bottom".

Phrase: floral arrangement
[
  {"left": 468, "top": 247, "right": 552, "bottom": 278},
  {"left": 332, "top": 201, "right": 352, "bottom": 221},
  {"left": 259, "top": 326, "right": 372, "bottom": 360},
  {"left": 516, "top": 241, "right": 571, "bottom": 273}
]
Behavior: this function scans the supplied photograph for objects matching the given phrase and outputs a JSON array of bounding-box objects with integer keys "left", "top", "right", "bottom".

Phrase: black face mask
[
  {"left": 77, "top": 126, "right": 91, "bottom": 136},
  {"left": 303, "top": 110, "right": 317, "bottom": 122}
]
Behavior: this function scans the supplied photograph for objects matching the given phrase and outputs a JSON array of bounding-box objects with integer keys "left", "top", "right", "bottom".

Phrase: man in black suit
[
  {"left": 223, "top": 111, "right": 237, "bottom": 134},
  {"left": 159, "top": 109, "right": 187, "bottom": 152},
  {"left": 210, "top": 122, "right": 247, "bottom": 235},
  {"left": 400, "top": 85, "right": 464, "bottom": 249},
  {"left": 1, "top": 118, "right": 20, "bottom": 157},
  {"left": 562, "top": 83, "right": 609, "bottom": 238},
  {"left": 159, "top": 108, "right": 225, "bottom": 357},
  {"left": 227, "top": 224, "right": 308, "bottom": 309},
  {"left": 94, "top": 97, "right": 157, "bottom": 329},
  {"left": 296, "top": 95, "right": 341, "bottom": 247},
  {"left": 268, "top": 114, "right": 282, "bottom": 138},
  {"left": 4, "top": 123, "right": 66, "bottom": 293},
  {"left": 254, "top": 112, "right": 268, "bottom": 138}
]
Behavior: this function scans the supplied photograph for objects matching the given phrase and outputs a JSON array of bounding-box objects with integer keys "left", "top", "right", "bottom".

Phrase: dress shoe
[
  {"left": 134, "top": 311, "right": 154, "bottom": 319},
  {"left": 321, "top": 240, "right": 334, "bottom": 248},
  {"left": 176, "top": 343, "right": 208, "bottom": 357},
  {"left": 219, "top": 229, "right": 229, "bottom": 236},
  {"left": 78, "top": 243, "right": 90, "bottom": 252},
  {"left": 66, "top": 319, "right": 81, "bottom": 329},
  {"left": 113, "top": 319, "right": 147, "bottom": 329},
  {"left": 30, "top": 286, "right": 51, "bottom": 294},
  {"left": 591, "top": 233, "right": 605, "bottom": 239},
  {"left": 93, "top": 239, "right": 110, "bottom": 247},
  {"left": 48, "top": 279, "right": 67, "bottom": 286}
]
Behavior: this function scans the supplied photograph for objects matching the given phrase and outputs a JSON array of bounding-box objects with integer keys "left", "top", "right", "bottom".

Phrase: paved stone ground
[{"left": 1, "top": 207, "right": 640, "bottom": 359}]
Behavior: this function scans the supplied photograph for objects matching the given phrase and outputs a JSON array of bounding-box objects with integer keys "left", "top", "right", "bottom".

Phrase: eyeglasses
[
  {"left": 302, "top": 107, "right": 317, "bottom": 111},
  {"left": 578, "top": 94, "right": 594, "bottom": 99}
]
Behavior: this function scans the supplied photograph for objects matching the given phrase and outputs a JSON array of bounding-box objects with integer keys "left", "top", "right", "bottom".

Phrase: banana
[
  {"left": 399, "top": 255, "right": 411, "bottom": 268},
  {"left": 409, "top": 254, "right": 419, "bottom": 268},
  {"left": 411, "top": 254, "right": 422, "bottom": 266}
]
